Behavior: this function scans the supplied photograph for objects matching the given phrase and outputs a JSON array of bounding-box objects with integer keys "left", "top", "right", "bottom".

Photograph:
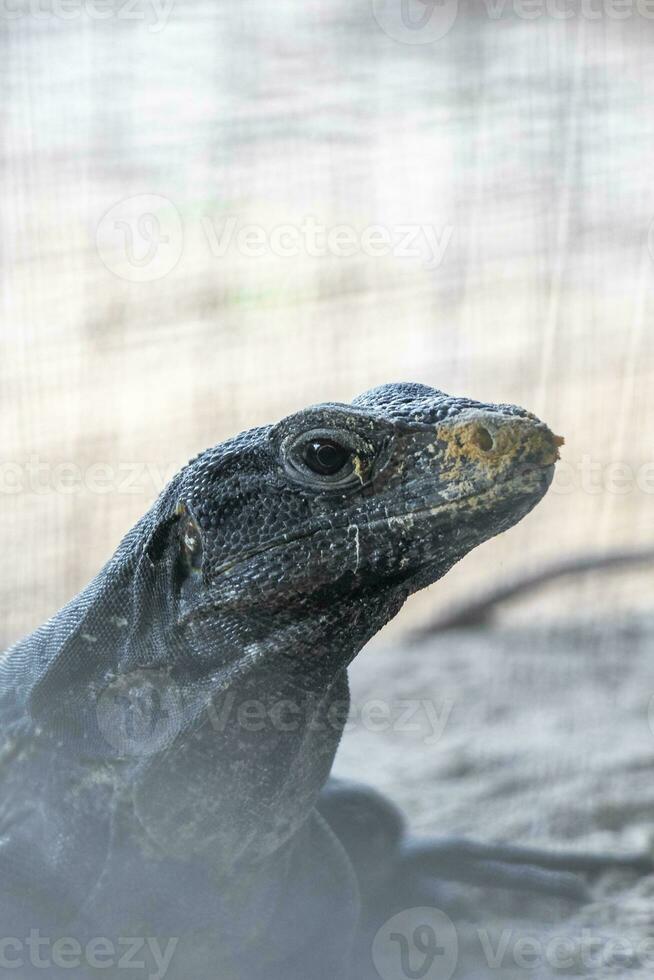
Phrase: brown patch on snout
[{"left": 437, "top": 415, "right": 563, "bottom": 482}]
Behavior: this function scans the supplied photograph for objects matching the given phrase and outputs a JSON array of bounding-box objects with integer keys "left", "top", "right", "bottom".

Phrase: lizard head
[
  {"left": 170, "top": 381, "right": 561, "bottom": 639},
  {"left": 26, "top": 382, "right": 561, "bottom": 732}
]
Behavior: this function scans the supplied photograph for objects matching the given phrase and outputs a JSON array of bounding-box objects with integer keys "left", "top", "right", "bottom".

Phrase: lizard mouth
[
  {"left": 325, "top": 466, "right": 554, "bottom": 583},
  {"left": 221, "top": 466, "right": 552, "bottom": 572},
  {"left": 359, "top": 465, "right": 552, "bottom": 530},
  {"left": 179, "top": 465, "right": 553, "bottom": 625}
]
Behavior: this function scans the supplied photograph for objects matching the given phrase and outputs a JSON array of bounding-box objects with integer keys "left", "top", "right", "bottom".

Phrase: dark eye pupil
[{"left": 304, "top": 439, "right": 351, "bottom": 476}]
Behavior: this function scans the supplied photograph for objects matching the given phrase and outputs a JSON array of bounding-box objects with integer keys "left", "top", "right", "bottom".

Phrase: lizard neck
[
  {"left": 128, "top": 598, "right": 387, "bottom": 871},
  {"left": 127, "top": 580, "right": 410, "bottom": 871},
  {"left": 11, "top": 527, "right": 407, "bottom": 873},
  {"left": 128, "top": 588, "right": 406, "bottom": 871}
]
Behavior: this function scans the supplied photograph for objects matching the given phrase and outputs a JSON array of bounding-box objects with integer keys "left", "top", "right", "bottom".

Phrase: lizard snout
[{"left": 437, "top": 412, "right": 564, "bottom": 475}]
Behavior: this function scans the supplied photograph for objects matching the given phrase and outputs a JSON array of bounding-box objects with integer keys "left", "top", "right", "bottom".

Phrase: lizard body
[{"left": 0, "top": 382, "right": 566, "bottom": 978}]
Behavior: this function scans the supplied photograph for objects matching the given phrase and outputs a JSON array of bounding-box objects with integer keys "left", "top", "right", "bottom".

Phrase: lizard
[{"left": 0, "top": 381, "right": 648, "bottom": 980}]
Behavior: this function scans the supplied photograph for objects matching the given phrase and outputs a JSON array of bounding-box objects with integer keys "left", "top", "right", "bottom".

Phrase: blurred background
[
  {"left": 2, "top": 3, "right": 654, "bottom": 972},
  {"left": 1, "top": 1, "right": 653, "bottom": 647}
]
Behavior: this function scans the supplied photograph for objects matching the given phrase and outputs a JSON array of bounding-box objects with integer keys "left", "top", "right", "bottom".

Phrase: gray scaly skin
[{"left": 0, "top": 382, "right": 564, "bottom": 979}]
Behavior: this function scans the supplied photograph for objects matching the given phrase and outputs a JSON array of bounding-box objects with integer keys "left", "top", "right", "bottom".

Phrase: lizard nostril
[{"left": 470, "top": 425, "right": 494, "bottom": 452}]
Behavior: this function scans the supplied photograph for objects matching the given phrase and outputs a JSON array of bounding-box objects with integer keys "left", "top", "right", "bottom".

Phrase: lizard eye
[
  {"left": 281, "top": 427, "right": 374, "bottom": 490},
  {"left": 303, "top": 439, "right": 351, "bottom": 476}
]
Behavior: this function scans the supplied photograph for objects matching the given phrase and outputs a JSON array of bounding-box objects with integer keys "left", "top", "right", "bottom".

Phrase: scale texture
[{"left": 0, "top": 382, "right": 561, "bottom": 979}]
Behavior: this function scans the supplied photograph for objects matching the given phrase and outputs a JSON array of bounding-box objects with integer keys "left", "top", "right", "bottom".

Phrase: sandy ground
[{"left": 334, "top": 614, "right": 654, "bottom": 978}]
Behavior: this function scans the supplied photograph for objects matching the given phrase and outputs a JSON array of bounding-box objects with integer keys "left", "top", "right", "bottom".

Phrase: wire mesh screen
[{"left": 1, "top": 1, "right": 653, "bottom": 647}]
